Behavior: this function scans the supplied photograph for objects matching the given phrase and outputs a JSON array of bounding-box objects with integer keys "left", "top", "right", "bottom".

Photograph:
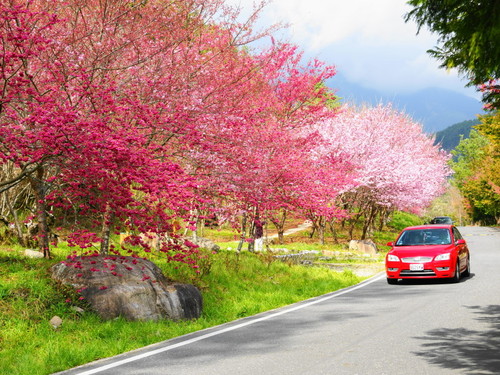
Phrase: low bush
[{"left": 387, "top": 211, "right": 423, "bottom": 231}]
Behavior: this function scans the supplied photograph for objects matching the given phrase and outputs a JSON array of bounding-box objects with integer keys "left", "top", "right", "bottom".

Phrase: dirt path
[{"left": 266, "top": 221, "right": 312, "bottom": 239}]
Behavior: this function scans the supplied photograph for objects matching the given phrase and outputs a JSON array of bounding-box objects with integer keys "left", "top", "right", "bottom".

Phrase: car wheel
[
  {"left": 450, "top": 261, "right": 461, "bottom": 283},
  {"left": 387, "top": 278, "right": 398, "bottom": 285},
  {"left": 462, "top": 256, "right": 471, "bottom": 277}
]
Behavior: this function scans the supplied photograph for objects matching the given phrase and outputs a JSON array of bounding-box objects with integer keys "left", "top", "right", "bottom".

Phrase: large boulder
[
  {"left": 348, "top": 239, "right": 378, "bottom": 256},
  {"left": 51, "top": 255, "right": 202, "bottom": 321}
]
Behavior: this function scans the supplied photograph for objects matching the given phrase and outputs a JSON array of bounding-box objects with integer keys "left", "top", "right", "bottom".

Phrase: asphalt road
[{"left": 55, "top": 226, "right": 500, "bottom": 375}]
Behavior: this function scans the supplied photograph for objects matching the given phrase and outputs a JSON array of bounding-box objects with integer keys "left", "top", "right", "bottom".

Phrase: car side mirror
[
  {"left": 386, "top": 242, "right": 394, "bottom": 247},
  {"left": 456, "top": 239, "right": 466, "bottom": 245}
]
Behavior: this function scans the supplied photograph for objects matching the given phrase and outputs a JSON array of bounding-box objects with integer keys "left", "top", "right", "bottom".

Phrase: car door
[{"left": 453, "top": 227, "right": 468, "bottom": 272}]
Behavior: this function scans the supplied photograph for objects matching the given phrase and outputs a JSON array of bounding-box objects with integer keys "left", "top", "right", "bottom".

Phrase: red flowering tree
[
  {"left": 0, "top": 0, "right": 254, "bottom": 257},
  {"left": 2, "top": 0, "right": 351, "bottom": 259},
  {"left": 178, "top": 43, "right": 356, "bottom": 246}
]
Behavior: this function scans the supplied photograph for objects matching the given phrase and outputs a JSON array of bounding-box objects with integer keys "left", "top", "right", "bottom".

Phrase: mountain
[
  {"left": 434, "top": 119, "right": 479, "bottom": 152},
  {"left": 326, "top": 74, "right": 484, "bottom": 133}
]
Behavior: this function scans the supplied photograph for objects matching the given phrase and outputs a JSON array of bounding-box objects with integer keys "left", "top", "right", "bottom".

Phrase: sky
[{"left": 225, "top": 0, "right": 480, "bottom": 99}]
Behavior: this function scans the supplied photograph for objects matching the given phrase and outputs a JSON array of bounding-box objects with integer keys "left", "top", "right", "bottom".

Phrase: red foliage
[{"left": 0, "top": 1, "right": 450, "bottom": 267}]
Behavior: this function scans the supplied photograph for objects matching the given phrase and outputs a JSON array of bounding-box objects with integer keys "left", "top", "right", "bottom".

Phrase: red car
[{"left": 385, "top": 225, "right": 470, "bottom": 284}]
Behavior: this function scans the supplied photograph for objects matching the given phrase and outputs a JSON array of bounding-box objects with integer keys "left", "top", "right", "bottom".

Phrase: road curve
[{"left": 55, "top": 226, "right": 500, "bottom": 375}]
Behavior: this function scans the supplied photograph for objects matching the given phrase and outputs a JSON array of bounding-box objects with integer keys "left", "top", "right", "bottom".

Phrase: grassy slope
[{"left": 0, "top": 220, "right": 405, "bottom": 375}]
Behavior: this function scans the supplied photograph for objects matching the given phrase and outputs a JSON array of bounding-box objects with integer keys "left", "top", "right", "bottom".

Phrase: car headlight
[
  {"left": 434, "top": 253, "right": 451, "bottom": 261},
  {"left": 387, "top": 254, "right": 400, "bottom": 262}
]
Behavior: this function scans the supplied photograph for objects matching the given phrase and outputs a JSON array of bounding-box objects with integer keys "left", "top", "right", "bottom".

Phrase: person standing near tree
[{"left": 254, "top": 218, "right": 265, "bottom": 252}]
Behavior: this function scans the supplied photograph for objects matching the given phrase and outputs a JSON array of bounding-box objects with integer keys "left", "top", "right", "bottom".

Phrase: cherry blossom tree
[
  {"left": 314, "top": 104, "right": 450, "bottom": 239},
  {"left": 5, "top": 0, "right": 448, "bottom": 261},
  {"left": 179, "top": 42, "right": 353, "bottom": 246},
  {"left": 1, "top": 0, "right": 348, "bottom": 258},
  {"left": 0, "top": 0, "right": 241, "bottom": 257}
]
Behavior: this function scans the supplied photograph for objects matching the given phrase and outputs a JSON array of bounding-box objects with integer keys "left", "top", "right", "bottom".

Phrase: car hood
[{"left": 389, "top": 244, "right": 455, "bottom": 257}]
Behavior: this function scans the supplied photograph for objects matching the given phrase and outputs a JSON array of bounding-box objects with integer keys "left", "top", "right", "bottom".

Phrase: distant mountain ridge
[
  {"left": 326, "top": 74, "right": 484, "bottom": 133},
  {"left": 434, "top": 119, "right": 479, "bottom": 152}
]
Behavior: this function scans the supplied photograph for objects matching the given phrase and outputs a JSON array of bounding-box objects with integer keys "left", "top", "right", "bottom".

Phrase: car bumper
[{"left": 386, "top": 261, "right": 454, "bottom": 279}]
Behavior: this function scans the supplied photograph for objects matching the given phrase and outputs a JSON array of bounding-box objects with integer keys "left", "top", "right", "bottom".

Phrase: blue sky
[{"left": 226, "top": 0, "right": 480, "bottom": 99}]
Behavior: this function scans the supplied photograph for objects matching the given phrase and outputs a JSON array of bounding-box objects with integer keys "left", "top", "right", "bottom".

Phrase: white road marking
[{"left": 72, "top": 274, "right": 386, "bottom": 374}]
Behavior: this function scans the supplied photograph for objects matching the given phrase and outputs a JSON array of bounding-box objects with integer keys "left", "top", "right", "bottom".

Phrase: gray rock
[
  {"left": 49, "top": 315, "right": 63, "bottom": 329},
  {"left": 348, "top": 239, "right": 378, "bottom": 256},
  {"left": 274, "top": 250, "right": 319, "bottom": 264},
  {"left": 70, "top": 306, "right": 85, "bottom": 314},
  {"left": 51, "top": 255, "right": 202, "bottom": 321},
  {"left": 186, "top": 236, "right": 220, "bottom": 252}
]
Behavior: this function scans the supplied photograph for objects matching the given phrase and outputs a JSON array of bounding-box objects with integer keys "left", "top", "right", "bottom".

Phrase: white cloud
[
  {"left": 226, "top": 0, "right": 479, "bottom": 98},
  {"left": 262, "top": 0, "right": 428, "bottom": 46}
]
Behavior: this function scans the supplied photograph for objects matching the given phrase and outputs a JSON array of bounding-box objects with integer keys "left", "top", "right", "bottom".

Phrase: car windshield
[{"left": 396, "top": 228, "right": 451, "bottom": 246}]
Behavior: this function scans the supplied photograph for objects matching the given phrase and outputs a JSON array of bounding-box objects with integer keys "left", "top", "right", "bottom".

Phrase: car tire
[
  {"left": 387, "top": 278, "right": 398, "bottom": 285},
  {"left": 462, "top": 256, "right": 471, "bottom": 277},
  {"left": 450, "top": 261, "right": 461, "bottom": 283}
]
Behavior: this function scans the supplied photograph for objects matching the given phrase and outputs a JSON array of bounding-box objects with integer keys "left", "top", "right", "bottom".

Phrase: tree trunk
[
  {"left": 237, "top": 212, "right": 247, "bottom": 252},
  {"left": 5, "top": 193, "right": 25, "bottom": 246},
  {"left": 328, "top": 220, "right": 338, "bottom": 243},
  {"left": 318, "top": 216, "right": 325, "bottom": 245},
  {"left": 277, "top": 230, "right": 284, "bottom": 244},
  {"left": 247, "top": 217, "right": 255, "bottom": 252},
  {"left": 306, "top": 212, "right": 318, "bottom": 239},
  {"left": 361, "top": 205, "right": 378, "bottom": 240},
  {"left": 378, "top": 208, "right": 389, "bottom": 231},
  {"left": 348, "top": 213, "right": 362, "bottom": 240},
  {"left": 270, "top": 209, "right": 287, "bottom": 245},
  {"left": 100, "top": 204, "right": 113, "bottom": 255},
  {"left": 183, "top": 210, "right": 198, "bottom": 240},
  {"left": 28, "top": 167, "right": 50, "bottom": 258}
]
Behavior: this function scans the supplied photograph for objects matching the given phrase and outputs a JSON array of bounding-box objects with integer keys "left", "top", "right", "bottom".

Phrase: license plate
[{"left": 410, "top": 263, "right": 424, "bottom": 271}]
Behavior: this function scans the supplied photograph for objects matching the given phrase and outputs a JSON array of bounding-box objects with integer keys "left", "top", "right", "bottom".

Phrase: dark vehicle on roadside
[
  {"left": 429, "top": 216, "right": 453, "bottom": 224},
  {"left": 385, "top": 225, "right": 470, "bottom": 284}
]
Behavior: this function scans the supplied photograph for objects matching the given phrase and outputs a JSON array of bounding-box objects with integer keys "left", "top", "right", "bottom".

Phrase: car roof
[{"left": 403, "top": 224, "right": 453, "bottom": 230}]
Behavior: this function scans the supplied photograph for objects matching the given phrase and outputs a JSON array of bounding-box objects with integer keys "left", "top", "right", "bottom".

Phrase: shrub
[{"left": 387, "top": 211, "right": 422, "bottom": 231}]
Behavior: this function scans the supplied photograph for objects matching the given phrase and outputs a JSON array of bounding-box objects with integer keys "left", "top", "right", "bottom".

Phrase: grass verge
[{"left": 0, "top": 245, "right": 370, "bottom": 375}]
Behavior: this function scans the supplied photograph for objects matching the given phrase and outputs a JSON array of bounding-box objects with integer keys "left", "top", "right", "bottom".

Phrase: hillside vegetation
[{"left": 434, "top": 119, "right": 480, "bottom": 152}]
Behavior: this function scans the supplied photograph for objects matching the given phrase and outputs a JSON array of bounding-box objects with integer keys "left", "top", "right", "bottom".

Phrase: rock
[
  {"left": 274, "top": 250, "right": 319, "bottom": 264},
  {"left": 49, "top": 315, "right": 63, "bottom": 329},
  {"left": 272, "top": 248, "right": 290, "bottom": 253},
  {"left": 51, "top": 255, "right": 202, "bottom": 321},
  {"left": 348, "top": 240, "right": 357, "bottom": 251},
  {"left": 348, "top": 240, "right": 378, "bottom": 256},
  {"left": 23, "top": 249, "right": 44, "bottom": 258},
  {"left": 186, "top": 237, "right": 220, "bottom": 252},
  {"left": 71, "top": 306, "right": 85, "bottom": 314}
]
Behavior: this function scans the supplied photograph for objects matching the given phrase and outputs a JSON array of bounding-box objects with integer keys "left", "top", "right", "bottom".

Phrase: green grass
[
  {"left": 387, "top": 211, "right": 423, "bottom": 231},
  {"left": 0, "top": 245, "right": 365, "bottom": 375},
  {"left": 0, "top": 217, "right": 397, "bottom": 375}
]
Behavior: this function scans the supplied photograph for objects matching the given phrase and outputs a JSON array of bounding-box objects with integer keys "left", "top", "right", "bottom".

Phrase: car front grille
[
  {"left": 400, "top": 270, "right": 436, "bottom": 277},
  {"left": 401, "top": 257, "right": 433, "bottom": 263}
]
